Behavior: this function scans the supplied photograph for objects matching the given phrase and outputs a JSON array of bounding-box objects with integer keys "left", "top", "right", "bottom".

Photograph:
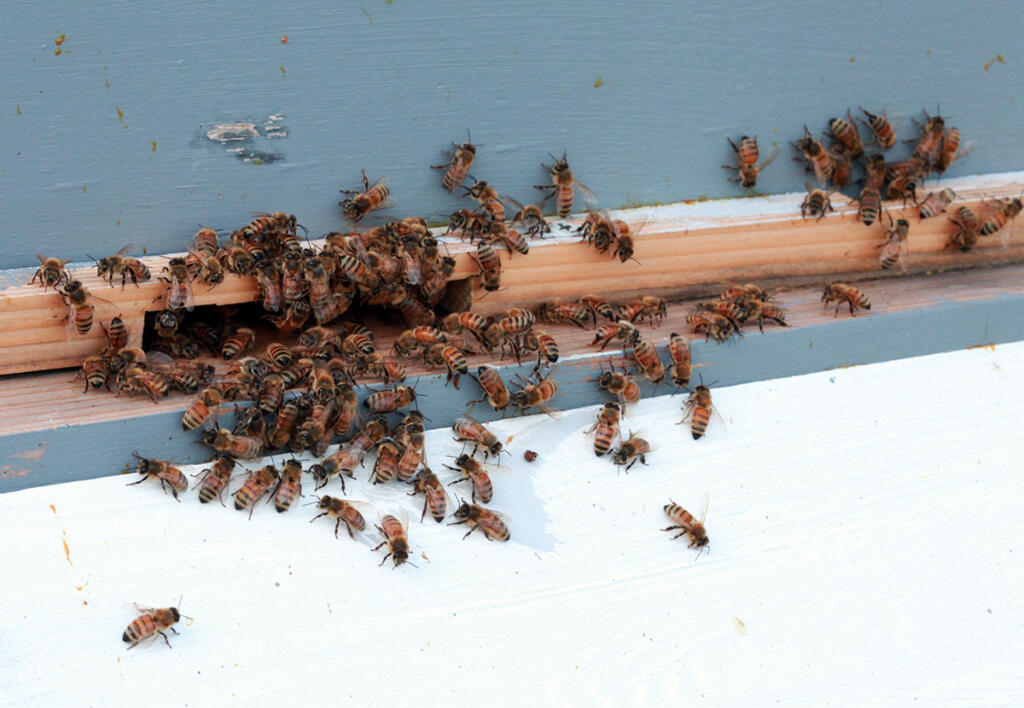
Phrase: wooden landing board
[
  {"left": 1, "top": 171, "right": 1023, "bottom": 375},
  {"left": 2, "top": 263, "right": 1024, "bottom": 492}
]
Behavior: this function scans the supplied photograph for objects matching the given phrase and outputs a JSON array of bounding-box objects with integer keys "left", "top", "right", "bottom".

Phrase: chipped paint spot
[
  {"left": 76, "top": 581, "right": 89, "bottom": 591},
  {"left": 16, "top": 104, "right": 22, "bottom": 115},
  {"left": 50, "top": 504, "right": 57, "bottom": 514},
  {"left": 206, "top": 123, "right": 259, "bottom": 142},
  {"left": 361, "top": 6, "right": 372, "bottom": 23},
  {"left": 967, "top": 343, "right": 997, "bottom": 351},
  {"left": 593, "top": 77, "right": 604, "bottom": 88},
  {"left": 116, "top": 106, "right": 124, "bottom": 123},
  {"left": 0, "top": 466, "right": 31, "bottom": 479},
  {"left": 12, "top": 442, "right": 47, "bottom": 460},
  {"left": 151, "top": 141, "right": 157, "bottom": 152},
  {"left": 281, "top": 36, "right": 288, "bottom": 43},
  {"left": 62, "top": 535, "right": 73, "bottom": 566},
  {"left": 733, "top": 617, "right": 747, "bottom": 634},
  {"left": 849, "top": 56, "right": 855, "bottom": 62},
  {"left": 984, "top": 55, "right": 1006, "bottom": 71},
  {"left": 55, "top": 34, "right": 66, "bottom": 46},
  {"left": 280, "top": 66, "right": 286, "bottom": 76},
  {"left": 203, "top": 115, "right": 287, "bottom": 164},
  {"left": 104, "top": 79, "right": 111, "bottom": 89}
]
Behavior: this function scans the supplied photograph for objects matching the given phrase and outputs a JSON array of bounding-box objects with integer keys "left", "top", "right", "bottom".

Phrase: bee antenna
[{"left": 547, "top": 152, "right": 559, "bottom": 163}]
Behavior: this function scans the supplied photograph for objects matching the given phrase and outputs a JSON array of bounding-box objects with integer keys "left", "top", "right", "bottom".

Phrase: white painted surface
[{"left": 2, "top": 343, "right": 1024, "bottom": 706}]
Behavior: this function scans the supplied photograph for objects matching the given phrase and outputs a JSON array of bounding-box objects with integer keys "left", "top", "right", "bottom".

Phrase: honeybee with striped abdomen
[
  {"left": 363, "top": 385, "right": 417, "bottom": 414},
  {"left": 910, "top": 110, "right": 945, "bottom": 168},
  {"left": 77, "top": 354, "right": 110, "bottom": 392},
  {"left": 667, "top": 332, "right": 692, "bottom": 389},
  {"left": 202, "top": 428, "right": 265, "bottom": 460},
  {"left": 792, "top": 126, "right": 834, "bottom": 183},
  {"left": 631, "top": 337, "right": 665, "bottom": 384},
  {"left": 505, "top": 195, "right": 551, "bottom": 237},
  {"left": 612, "top": 430, "right": 655, "bottom": 471},
  {"left": 723, "top": 136, "right": 780, "bottom": 190},
  {"left": 801, "top": 182, "right": 834, "bottom": 220},
  {"left": 917, "top": 188, "right": 956, "bottom": 220},
  {"left": 828, "top": 111, "right": 863, "bottom": 159},
  {"left": 373, "top": 511, "right": 412, "bottom": 567},
  {"left": 521, "top": 329, "right": 559, "bottom": 371},
  {"left": 221, "top": 328, "right": 256, "bottom": 360},
  {"left": 123, "top": 602, "right": 186, "bottom": 649},
  {"left": 597, "top": 365, "right": 641, "bottom": 409},
  {"left": 127, "top": 453, "right": 188, "bottom": 500},
  {"left": 310, "top": 496, "right": 368, "bottom": 539},
  {"left": 619, "top": 296, "right": 668, "bottom": 327},
  {"left": 472, "top": 239, "right": 502, "bottom": 291},
  {"left": 432, "top": 132, "right": 476, "bottom": 193},
  {"left": 194, "top": 455, "right": 236, "bottom": 505},
  {"left": 452, "top": 415, "right": 503, "bottom": 458},
  {"left": 159, "top": 257, "right": 194, "bottom": 311},
  {"left": 233, "top": 465, "right": 279, "bottom": 518},
  {"left": 510, "top": 372, "right": 559, "bottom": 416},
  {"left": 979, "top": 198, "right": 1022, "bottom": 247},
  {"left": 858, "top": 107, "right": 897, "bottom": 149},
  {"left": 94, "top": 244, "right": 151, "bottom": 288},
  {"left": 857, "top": 154, "right": 887, "bottom": 227},
  {"left": 409, "top": 468, "right": 447, "bottom": 522},
  {"left": 60, "top": 280, "right": 98, "bottom": 336},
  {"left": 30, "top": 254, "right": 71, "bottom": 290},
  {"left": 535, "top": 151, "right": 597, "bottom": 218},
  {"left": 587, "top": 401, "right": 621, "bottom": 457},
  {"left": 449, "top": 501, "right": 510, "bottom": 542},
  {"left": 370, "top": 438, "right": 402, "bottom": 485},
  {"left": 935, "top": 127, "right": 976, "bottom": 174},
  {"left": 182, "top": 385, "right": 223, "bottom": 431},
  {"left": 591, "top": 320, "right": 639, "bottom": 352},
  {"left": 447, "top": 453, "right": 494, "bottom": 504},
  {"left": 339, "top": 170, "right": 395, "bottom": 222},
  {"left": 678, "top": 384, "right": 722, "bottom": 440},
  {"left": 469, "top": 365, "right": 511, "bottom": 413},
  {"left": 663, "top": 496, "right": 710, "bottom": 555},
  {"left": 821, "top": 283, "right": 871, "bottom": 317},
  {"left": 879, "top": 217, "right": 910, "bottom": 271},
  {"left": 271, "top": 459, "right": 303, "bottom": 513}
]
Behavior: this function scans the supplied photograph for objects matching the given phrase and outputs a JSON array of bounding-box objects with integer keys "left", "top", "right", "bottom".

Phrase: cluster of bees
[
  {"left": 725, "top": 106, "right": 1020, "bottom": 262},
  {"left": 686, "top": 284, "right": 789, "bottom": 343}
]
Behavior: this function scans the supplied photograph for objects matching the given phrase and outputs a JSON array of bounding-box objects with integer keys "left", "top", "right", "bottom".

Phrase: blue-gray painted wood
[
  {"left": 3, "top": 294, "right": 1023, "bottom": 493},
  {"left": 2, "top": 1, "right": 1020, "bottom": 268}
]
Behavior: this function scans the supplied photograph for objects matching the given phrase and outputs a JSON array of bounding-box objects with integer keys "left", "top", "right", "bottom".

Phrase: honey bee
[
  {"left": 78, "top": 353, "right": 110, "bottom": 392},
  {"left": 611, "top": 219, "right": 637, "bottom": 263},
  {"left": 667, "top": 332, "right": 692, "bottom": 389},
  {"left": 232, "top": 465, "right": 279, "bottom": 518},
  {"left": 369, "top": 438, "right": 402, "bottom": 485},
  {"left": 182, "top": 385, "right": 223, "bottom": 431},
  {"left": 387, "top": 285, "right": 435, "bottom": 327},
  {"left": 535, "top": 151, "right": 597, "bottom": 218},
  {"left": 917, "top": 188, "right": 956, "bottom": 219},
  {"left": 452, "top": 415, "right": 503, "bottom": 458},
  {"left": 257, "top": 373, "right": 285, "bottom": 415},
  {"left": 120, "top": 366, "right": 172, "bottom": 403},
  {"left": 267, "top": 398, "right": 300, "bottom": 449},
  {"left": 597, "top": 366, "right": 641, "bottom": 408},
  {"left": 879, "top": 217, "right": 910, "bottom": 271},
  {"left": 94, "top": 244, "right": 151, "bottom": 288},
  {"left": 631, "top": 337, "right": 665, "bottom": 384},
  {"left": 858, "top": 107, "right": 897, "bottom": 149},
  {"left": 828, "top": 111, "right": 863, "bottom": 159},
  {"left": 255, "top": 260, "right": 283, "bottom": 312},
  {"left": 363, "top": 353, "right": 407, "bottom": 384},
  {"left": 127, "top": 453, "right": 188, "bottom": 500},
  {"left": 821, "top": 283, "right": 871, "bottom": 317},
  {"left": 234, "top": 212, "right": 299, "bottom": 243},
  {"left": 505, "top": 195, "right": 551, "bottom": 237},
  {"left": 980, "top": 198, "right": 1022, "bottom": 247},
  {"left": 363, "top": 385, "right": 417, "bottom": 414},
  {"left": 310, "top": 496, "right": 368, "bottom": 539},
  {"left": 792, "top": 126, "right": 834, "bottom": 183},
  {"left": 678, "top": 384, "right": 722, "bottom": 440},
  {"left": 373, "top": 512, "right": 412, "bottom": 567},
  {"left": 271, "top": 459, "right": 303, "bottom": 513},
  {"left": 339, "top": 170, "right": 395, "bottom": 222},
  {"left": 469, "top": 365, "right": 511, "bottom": 412},
  {"left": 857, "top": 154, "right": 887, "bottom": 227},
  {"left": 310, "top": 446, "right": 362, "bottom": 494},
  {"left": 264, "top": 342, "right": 293, "bottom": 370},
  {"left": 447, "top": 208, "right": 489, "bottom": 239},
  {"left": 935, "top": 128, "right": 976, "bottom": 173},
  {"left": 333, "top": 383, "right": 360, "bottom": 436},
  {"left": 432, "top": 133, "right": 476, "bottom": 193},
  {"left": 743, "top": 299, "right": 788, "bottom": 332},
  {"left": 159, "top": 257, "right": 194, "bottom": 311},
  {"left": 801, "top": 182, "right": 835, "bottom": 220},
  {"left": 612, "top": 430, "right": 654, "bottom": 471},
  {"left": 394, "top": 420, "right": 425, "bottom": 483},
  {"left": 408, "top": 468, "right": 447, "bottom": 523},
  {"left": 221, "top": 328, "right": 256, "bottom": 360},
  {"left": 446, "top": 453, "right": 494, "bottom": 503},
  {"left": 442, "top": 311, "right": 490, "bottom": 341},
  {"left": 521, "top": 329, "right": 559, "bottom": 371},
  {"left": 30, "top": 254, "right": 72, "bottom": 290},
  {"left": 663, "top": 497, "right": 710, "bottom": 554},
  {"left": 60, "top": 280, "right": 97, "bottom": 336},
  {"left": 510, "top": 372, "right": 559, "bottom": 416},
  {"left": 723, "top": 136, "right": 780, "bottom": 190},
  {"left": 193, "top": 226, "right": 220, "bottom": 256},
  {"left": 422, "top": 344, "right": 468, "bottom": 389},
  {"left": 579, "top": 295, "right": 617, "bottom": 322},
  {"left": 829, "top": 148, "right": 852, "bottom": 189},
  {"left": 202, "top": 428, "right": 265, "bottom": 460},
  {"left": 911, "top": 111, "right": 945, "bottom": 168},
  {"left": 472, "top": 239, "right": 502, "bottom": 291},
  {"left": 490, "top": 227, "right": 530, "bottom": 257},
  {"left": 219, "top": 245, "right": 254, "bottom": 275},
  {"left": 194, "top": 455, "right": 236, "bottom": 505},
  {"left": 591, "top": 320, "right": 640, "bottom": 352},
  {"left": 619, "top": 296, "right": 668, "bottom": 327},
  {"left": 122, "top": 603, "right": 186, "bottom": 649},
  {"left": 587, "top": 401, "right": 621, "bottom": 457},
  {"left": 449, "top": 501, "right": 510, "bottom": 542},
  {"left": 462, "top": 180, "right": 506, "bottom": 227},
  {"left": 539, "top": 301, "right": 593, "bottom": 329}
]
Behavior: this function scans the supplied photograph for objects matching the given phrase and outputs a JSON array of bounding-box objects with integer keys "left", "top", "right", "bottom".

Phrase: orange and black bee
[
  {"left": 535, "top": 151, "right": 597, "bottom": 218},
  {"left": 94, "top": 244, "right": 151, "bottom": 288},
  {"left": 339, "top": 170, "right": 394, "bottom": 222},
  {"left": 449, "top": 501, "right": 510, "bottom": 542},
  {"left": 122, "top": 602, "right": 187, "bottom": 649},
  {"left": 127, "top": 453, "right": 188, "bottom": 500},
  {"left": 663, "top": 497, "right": 710, "bottom": 554},
  {"left": 194, "top": 455, "right": 236, "bottom": 505},
  {"left": 271, "top": 459, "right": 303, "bottom": 513},
  {"left": 821, "top": 283, "right": 871, "bottom": 317},
  {"left": 432, "top": 132, "right": 476, "bottom": 193},
  {"left": 723, "top": 136, "right": 780, "bottom": 189},
  {"left": 859, "top": 107, "right": 897, "bottom": 149},
  {"left": 452, "top": 415, "right": 503, "bottom": 458},
  {"left": 408, "top": 468, "right": 447, "bottom": 523},
  {"left": 30, "top": 254, "right": 71, "bottom": 290},
  {"left": 469, "top": 365, "right": 511, "bottom": 412},
  {"left": 233, "top": 465, "right": 279, "bottom": 518},
  {"left": 182, "top": 385, "right": 223, "bottom": 431},
  {"left": 373, "top": 512, "right": 412, "bottom": 567},
  {"left": 828, "top": 111, "right": 863, "bottom": 159},
  {"left": 792, "top": 125, "right": 834, "bottom": 183},
  {"left": 587, "top": 401, "right": 621, "bottom": 457},
  {"left": 311, "top": 496, "right": 368, "bottom": 539},
  {"left": 678, "top": 385, "right": 721, "bottom": 440}
]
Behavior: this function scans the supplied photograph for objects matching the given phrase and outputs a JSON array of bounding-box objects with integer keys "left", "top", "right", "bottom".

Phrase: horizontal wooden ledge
[{"left": 1, "top": 170, "right": 1023, "bottom": 375}]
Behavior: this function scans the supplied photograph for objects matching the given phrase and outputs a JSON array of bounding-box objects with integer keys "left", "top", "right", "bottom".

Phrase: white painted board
[{"left": 2, "top": 343, "right": 1024, "bottom": 706}]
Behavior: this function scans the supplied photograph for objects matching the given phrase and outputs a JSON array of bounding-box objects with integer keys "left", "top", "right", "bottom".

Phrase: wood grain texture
[
  {"left": 3, "top": 171, "right": 1023, "bottom": 375},
  {"left": 2, "top": 1, "right": 1022, "bottom": 267},
  {"left": 3, "top": 263, "right": 1024, "bottom": 492},
  {"left": 1, "top": 343, "right": 1022, "bottom": 704}
]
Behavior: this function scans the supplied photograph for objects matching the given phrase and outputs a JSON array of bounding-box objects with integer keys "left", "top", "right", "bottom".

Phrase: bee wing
[
  {"left": 697, "top": 492, "right": 710, "bottom": 526},
  {"left": 954, "top": 140, "right": 978, "bottom": 163},
  {"left": 502, "top": 194, "right": 527, "bottom": 212},
  {"left": 143, "top": 350, "right": 176, "bottom": 370},
  {"left": 368, "top": 175, "right": 390, "bottom": 190},
  {"left": 64, "top": 301, "right": 79, "bottom": 338},
  {"left": 898, "top": 237, "right": 910, "bottom": 272},
  {"left": 677, "top": 399, "right": 697, "bottom": 425},
  {"left": 758, "top": 144, "right": 781, "bottom": 170},
  {"left": 709, "top": 404, "right": 727, "bottom": 427},
  {"left": 574, "top": 180, "right": 599, "bottom": 206},
  {"left": 114, "top": 243, "right": 136, "bottom": 257}
]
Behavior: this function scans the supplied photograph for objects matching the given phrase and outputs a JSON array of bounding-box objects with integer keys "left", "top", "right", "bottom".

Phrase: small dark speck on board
[{"left": 593, "top": 77, "right": 604, "bottom": 88}]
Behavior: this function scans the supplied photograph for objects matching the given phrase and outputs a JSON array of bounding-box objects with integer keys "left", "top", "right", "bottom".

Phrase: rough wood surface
[
  {"left": 1, "top": 343, "right": 1021, "bottom": 704},
  {"left": 2, "top": 171, "right": 1022, "bottom": 376}
]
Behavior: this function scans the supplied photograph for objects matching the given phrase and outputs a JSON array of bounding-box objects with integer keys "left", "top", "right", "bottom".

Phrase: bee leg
[
  {"left": 169, "top": 627, "right": 180, "bottom": 635},
  {"left": 334, "top": 518, "right": 342, "bottom": 538},
  {"left": 158, "top": 631, "right": 173, "bottom": 648},
  {"left": 378, "top": 551, "right": 392, "bottom": 566},
  {"left": 343, "top": 520, "right": 356, "bottom": 540},
  {"left": 126, "top": 476, "right": 147, "bottom": 486}
]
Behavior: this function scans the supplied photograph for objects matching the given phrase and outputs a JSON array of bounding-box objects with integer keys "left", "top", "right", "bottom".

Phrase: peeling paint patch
[
  {"left": 593, "top": 77, "right": 604, "bottom": 88},
  {"left": 0, "top": 466, "right": 31, "bottom": 479},
  {"left": 116, "top": 106, "right": 125, "bottom": 123},
  {"left": 201, "top": 115, "right": 287, "bottom": 164},
  {"left": 984, "top": 54, "right": 1006, "bottom": 71},
  {"left": 12, "top": 442, "right": 47, "bottom": 460}
]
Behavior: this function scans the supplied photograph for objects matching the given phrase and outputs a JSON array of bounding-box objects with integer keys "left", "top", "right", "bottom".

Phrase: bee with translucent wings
[
  {"left": 373, "top": 510, "right": 415, "bottom": 567},
  {"left": 723, "top": 136, "right": 780, "bottom": 190},
  {"left": 160, "top": 257, "right": 195, "bottom": 311},
  {"left": 678, "top": 383, "right": 725, "bottom": 440},
  {"left": 339, "top": 170, "right": 396, "bottom": 223},
  {"left": 504, "top": 195, "right": 551, "bottom": 238},
  {"left": 535, "top": 151, "right": 598, "bottom": 218},
  {"left": 449, "top": 499, "right": 510, "bottom": 542},
  {"left": 663, "top": 495, "right": 710, "bottom": 557},
  {"left": 879, "top": 217, "right": 910, "bottom": 271}
]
